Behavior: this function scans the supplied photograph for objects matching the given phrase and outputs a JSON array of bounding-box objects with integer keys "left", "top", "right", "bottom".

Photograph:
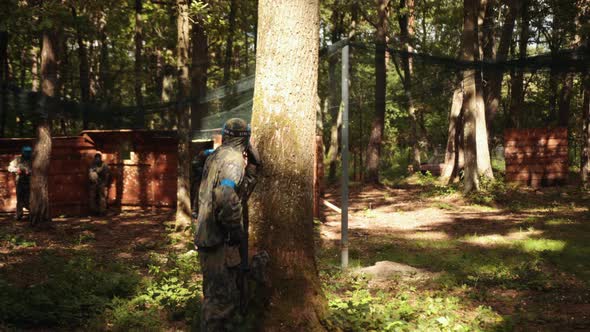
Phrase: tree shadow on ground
[
  {"left": 318, "top": 183, "right": 590, "bottom": 331},
  {"left": 0, "top": 210, "right": 201, "bottom": 330}
]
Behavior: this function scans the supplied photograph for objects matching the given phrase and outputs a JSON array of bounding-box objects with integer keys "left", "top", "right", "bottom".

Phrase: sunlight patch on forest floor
[{"left": 319, "top": 182, "right": 590, "bottom": 331}]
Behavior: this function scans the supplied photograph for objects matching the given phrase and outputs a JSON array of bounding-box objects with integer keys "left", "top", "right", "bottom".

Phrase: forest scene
[{"left": 0, "top": 0, "right": 589, "bottom": 331}]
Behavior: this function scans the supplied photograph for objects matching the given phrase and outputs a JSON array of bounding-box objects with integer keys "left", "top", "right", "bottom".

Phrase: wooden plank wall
[
  {"left": 0, "top": 137, "right": 98, "bottom": 216},
  {"left": 0, "top": 132, "right": 180, "bottom": 216},
  {"left": 504, "top": 128, "right": 568, "bottom": 187}
]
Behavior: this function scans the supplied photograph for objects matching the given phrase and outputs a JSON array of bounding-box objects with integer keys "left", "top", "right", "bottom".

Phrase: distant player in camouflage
[
  {"left": 195, "top": 118, "right": 261, "bottom": 331},
  {"left": 8, "top": 146, "right": 32, "bottom": 221},
  {"left": 88, "top": 153, "right": 110, "bottom": 216}
]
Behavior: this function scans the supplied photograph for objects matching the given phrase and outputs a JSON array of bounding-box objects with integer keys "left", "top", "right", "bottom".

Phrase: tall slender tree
[
  {"left": 461, "top": 0, "right": 479, "bottom": 192},
  {"left": 30, "top": 30, "right": 57, "bottom": 225},
  {"left": 509, "top": 0, "right": 529, "bottom": 128},
  {"left": 71, "top": 6, "right": 91, "bottom": 129},
  {"left": 365, "top": 0, "right": 389, "bottom": 183},
  {"left": 578, "top": 1, "right": 589, "bottom": 186},
  {"left": 223, "top": 0, "right": 237, "bottom": 83},
  {"left": 441, "top": 80, "right": 464, "bottom": 182},
  {"left": 398, "top": 0, "right": 421, "bottom": 172},
  {"left": 175, "top": 0, "right": 191, "bottom": 228},
  {"left": 250, "top": 0, "right": 326, "bottom": 329},
  {"left": 191, "top": 1, "right": 209, "bottom": 133},
  {"left": 0, "top": 30, "right": 7, "bottom": 137},
  {"left": 326, "top": 0, "right": 343, "bottom": 182},
  {"left": 475, "top": 0, "right": 493, "bottom": 178},
  {"left": 483, "top": 0, "right": 517, "bottom": 131},
  {"left": 134, "top": 0, "right": 144, "bottom": 128}
]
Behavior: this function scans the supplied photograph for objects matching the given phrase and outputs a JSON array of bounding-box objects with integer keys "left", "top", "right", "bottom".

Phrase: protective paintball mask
[{"left": 21, "top": 146, "right": 32, "bottom": 160}]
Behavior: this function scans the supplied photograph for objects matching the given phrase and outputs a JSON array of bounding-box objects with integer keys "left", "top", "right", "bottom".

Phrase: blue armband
[
  {"left": 204, "top": 149, "right": 215, "bottom": 156},
  {"left": 220, "top": 178, "right": 236, "bottom": 189}
]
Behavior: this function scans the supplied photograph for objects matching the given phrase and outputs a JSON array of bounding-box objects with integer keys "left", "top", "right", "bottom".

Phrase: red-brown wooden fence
[
  {"left": 504, "top": 127, "right": 568, "bottom": 187},
  {"left": 0, "top": 130, "right": 179, "bottom": 217}
]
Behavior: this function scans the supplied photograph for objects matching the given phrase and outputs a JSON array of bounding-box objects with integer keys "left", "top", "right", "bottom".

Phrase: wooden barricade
[
  {"left": 0, "top": 130, "right": 180, "bottom": 216},
  {"left": 504, "top": 128, "right": 568, "bottom": 187}
]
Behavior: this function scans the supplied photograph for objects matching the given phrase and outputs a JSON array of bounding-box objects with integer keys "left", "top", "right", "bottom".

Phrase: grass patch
[
  {"left": 0, "top": 253, "right": 140, "bottom": 328},
  {"left": 322, "top": 272, "right": 502, "bottom": 331},
  {"left": 0, "top": 234, "right": 36, "bottom": 248}
]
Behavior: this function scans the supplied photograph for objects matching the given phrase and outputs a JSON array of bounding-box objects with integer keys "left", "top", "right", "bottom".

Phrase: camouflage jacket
[
  {"left": 194, "top": 143, "right": 246, "bottom": 249},
  {"left": 89, "top": 162, "right": 110, "bottom": 186},
  {"left": 8, "top": 156, "right": 32, "bottom": 185}
]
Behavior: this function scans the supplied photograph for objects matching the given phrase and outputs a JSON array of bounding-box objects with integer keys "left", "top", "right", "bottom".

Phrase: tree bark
[
  {"left": 508, "top": 0, "right": 528, "bottom": 128},
  {"left": 223, "top": 0, "right": 237, "bottom": 83},
  {"left": 250, "top": 0, "right": 326, "bottom": 330},
  {"left": 399, "top": 0, "right": 420, "bottom": 172},
  {"left": 135, "top": 0, "right": 144, "bottom": 128},
  {"left": 30, "top": 30, "right": 57, "bottom": 225},
  {"left": 462, "top": 0, "right": 479, "bottom": 193},
  {"left": 441, "top": 82, "right": 464, "bottom": 182},
  {"left": 365, "top": 0, "right": 389, "bottom": 183},
  {"left": 31, "top": 45, "right": 40, "bottom": 92},
  {"left": 326, "top": 0, "right": 342, "bottom": 182},
  {"left": 475, "top": 0, "right": 493, "bottom": 178},
  {"left": 578, "top": 2, "right": 589, "bottom": 186},
  {"left": 582, "top": 72, "right": 590, "bottom": 185},
  {"left": 191, "top": 5, "right": 209, "bottom": 133},
  {"left": 558, "top": 72, "right": 574, "bottom": 127},
  {"left": 98, "top": 12, "right": 110, "bottom": 103},
  {"left": 483, "top": 0, "right": 517, "bottom": 132},
  {"left": 175, "top": 0, "right": 191, "bottom": 229},
  {"left": 72, "top": 7, "right": 91, "bottom": 130},
  {"left": 0, "top": 30, "right": 8, "bottom": 138}
]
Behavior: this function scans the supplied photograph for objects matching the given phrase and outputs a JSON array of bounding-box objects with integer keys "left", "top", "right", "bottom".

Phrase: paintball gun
[{"left": 238, "top": 143, "right": 261, "bottom": 314}]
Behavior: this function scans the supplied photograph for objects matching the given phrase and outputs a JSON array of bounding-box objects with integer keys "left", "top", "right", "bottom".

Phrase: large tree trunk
[
  {"left": 441, "top": 82, "right": 464, "bottom": 182},
  {"left": 134, "top": 0, "right": 144, "bottom": 128},
  {"left": 475, "top": 0, "right": 493, "bottom": 178},
  {"left": 223, "top": 0, "right": 237, "bottom": 83},
  {"left": 30, "top": 31, "right": 57, "bottom": 226},
  {"left": 175, "top": 0, "right": 191, "bottom": 229},
  {"left": 72, "top": 7, "right": 91, "bottom": 129},
  {"left": 508, "top": 0, "right": 528, "bottom": 128},
  {"left": 0, "top": 30, "right": 7, "bottom": 138},
  {"left": 191, "top": 6, "right": 209, "bottom": 133},
  {"left": 250, "top": 0, "right": 326, "bottom": 330},
  {"left": 365, "top": 0, "right": 389, "bottom": 183},
  {"left": 462, "top": 0, "right": 479, "bottom": 193},
  {"left": 399, "top": 0, "right": 421, "bottom": 172},
  {"left": 326, "top": 0, "right": 342, "bottom": 182}
]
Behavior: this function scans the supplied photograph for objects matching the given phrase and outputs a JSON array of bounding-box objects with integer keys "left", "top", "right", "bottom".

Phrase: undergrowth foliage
[
  {"left": 0, "top": 250, "right": 201, "bottom": 331},
  {"left": 0, "top": 253, "right": 139, "bottom": 328},
  {"left": 322, "top": 272, "right": 501, "bottom": 331}
]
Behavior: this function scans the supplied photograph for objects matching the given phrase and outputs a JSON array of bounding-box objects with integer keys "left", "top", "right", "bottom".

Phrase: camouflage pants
[
  {"left": 15, "top": 182, "right": 30, "bottom": 220},
  {"left": 89, "top": 184, "right": 107, "bottom": 215},
  {"left": 199, "top": 244, "right": 240, "bottom": 332}
]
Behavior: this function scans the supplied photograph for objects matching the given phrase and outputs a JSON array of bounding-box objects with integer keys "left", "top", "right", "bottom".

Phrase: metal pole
[{"left": 341, "top": 43, "right": 349, "bottom": 270}]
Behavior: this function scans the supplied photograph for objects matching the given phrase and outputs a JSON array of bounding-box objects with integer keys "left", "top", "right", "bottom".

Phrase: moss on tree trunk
[{"left": 250, "top": 0, "right": 326, "bottom": 330}]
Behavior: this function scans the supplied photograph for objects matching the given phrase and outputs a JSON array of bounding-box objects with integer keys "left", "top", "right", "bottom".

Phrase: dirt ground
[
  {"left": 1, "top": 183, "right": 589, "bottom": 331},
  {"left": 0, "top": 210, "right": 176, "bottom": 286},
  {"left": 320, "top": 183, "right": 590, "bottom": 331}
]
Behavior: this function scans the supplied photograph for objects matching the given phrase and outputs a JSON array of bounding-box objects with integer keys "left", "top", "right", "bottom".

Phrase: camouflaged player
[
  {"left": 194, "top": 118, "right": 261, "bottom": 331},
  {"left": 8, "top": 146, "right": 32, "bottom": 220},
  {"left": 88, "top": 153, "right": 110, "bottom": 215}
]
